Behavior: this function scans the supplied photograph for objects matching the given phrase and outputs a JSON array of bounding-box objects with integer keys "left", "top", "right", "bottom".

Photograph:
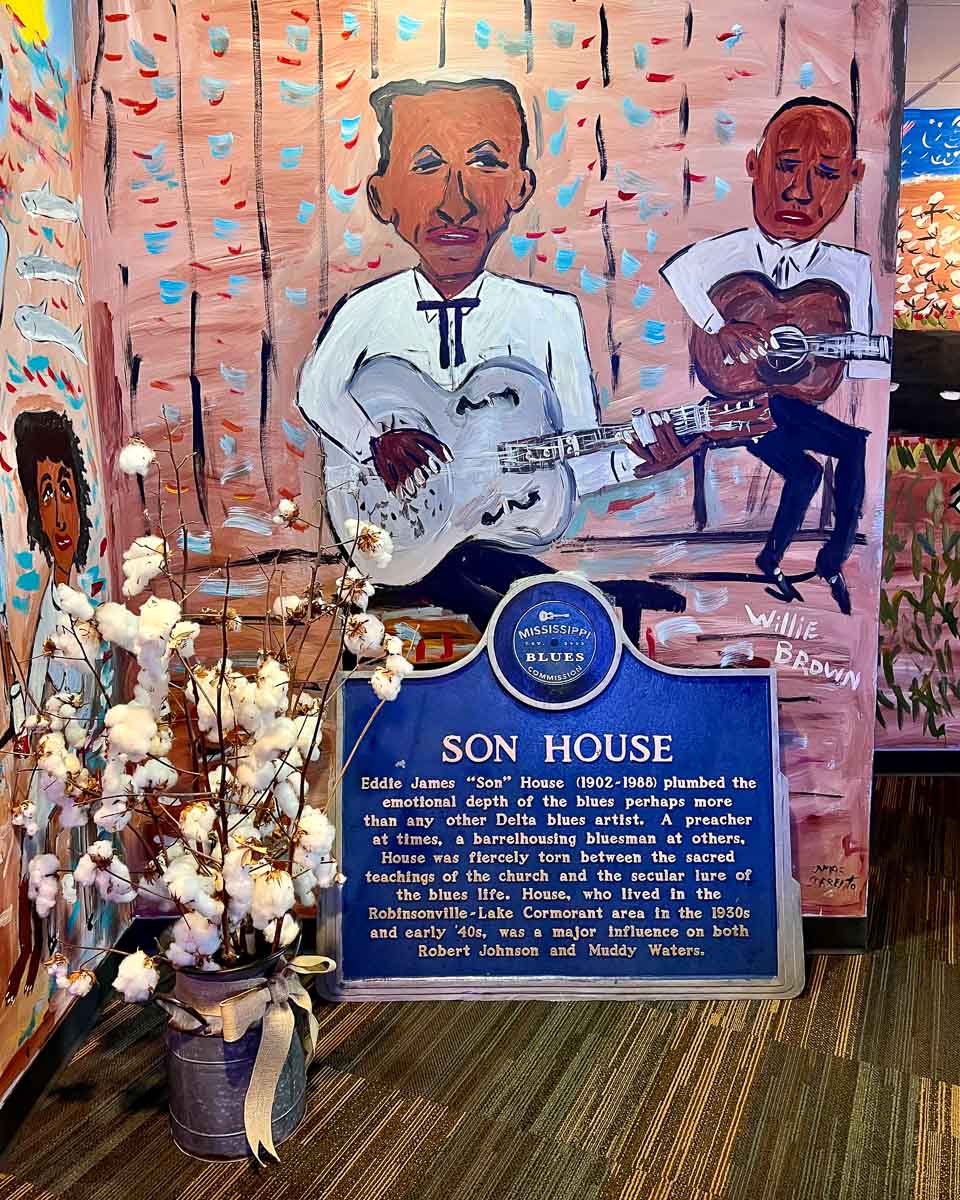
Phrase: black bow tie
[{"left": 417, "top": 297, "right": 480, "bottom": 369}]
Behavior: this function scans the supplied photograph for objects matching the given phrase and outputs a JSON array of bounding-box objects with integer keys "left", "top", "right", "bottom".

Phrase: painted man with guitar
[
  {"left": 298, "top": 77, "right": 687, "bottom": 641},
  {"left": 659, "top": 96, "right": 890, "bottom": 614}
]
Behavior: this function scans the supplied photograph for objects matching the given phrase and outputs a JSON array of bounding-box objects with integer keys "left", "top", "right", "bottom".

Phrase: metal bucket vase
[{"left": 163, "top": 950, "right": 307, "bottom": 1161}]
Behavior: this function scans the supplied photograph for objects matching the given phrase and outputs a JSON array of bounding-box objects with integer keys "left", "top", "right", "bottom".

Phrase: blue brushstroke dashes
[
  {"left": 639, "top": 366, "right": 665, "bottom": 389},
  {"left": 228, "top": 275, "right": 248, "bottom": 296},
  {"left": 633, "top": 44, "right": 648, "bottom": 69},
  {"left": 621, "top": 249, "right": 641, "bottom": 277},
  {"left": 624, "top": 98, "right": 652, "bottom": 127},
  {"left": 475, "top": 20, "right": 491, "bottom": 49},
  {"left": 209, "top": 133, "right": 234, "bottom": 159},
  {"left": 715, "top": 110, "right": 736, "bottom": 144},
  {"left": 646, "top": 229, "right": 658, "bottom": 252},
  {"left": 287, "top": 24, "right": 309, "bottom": 52},
  {"left": 644, "top": 319, "right": 666, "bottom": 344},
  {"left": 179, "top": 531, "right": 212, "bottom": 554},
  {"left": 339, "top": 116, "right": 361, "bottom": 144},
  {"left": 152, "top": 78, "right": 177, "bottom": 101},
  {"left": 220, "top": 362, "right": 248, "bottom": 389},
  {"left": 285, "top": 287, "right": 309, "bottom": 306},
  {"left": 632, "top": 284, "right": 653, "bottom": 308},
  {"left": 129, "top": 39, "right": 157, "bottom": 70},
  {"left": 143, "top": 230, "right": 171, "bottom": 255},
  {"left": 580, "top": 267, "right": 605, "bottom": 294},
  {"left": 510, "top": 234, "right": 532, "bottom": 258},
  {"left": 280, "top": 145, "right": 304, "bottom": 169},
  {"left": 344, "top": 230, "right": 363, "bottom": 256},
  {"left": 550, "top": 21, "right": 575, "bottom": 48},
  {"left": 554, "top": 247, "right": 576, "bottom": 272},
  {"left": 220, "top": 434, "right": 237, "bottom": 456},
  {"left": 546, "top": 89, "right": 569, "bottom": 113},
  {"left": 297, "top": 200, "right": 316, "bottom": 224},
  {"left": 209, "top": 26, "right": 229, "bottom": 55},
  {"left": 557, "top": 176, "right": 581, "bottom": 208},
  {"left": 213, "top": 217, "right": 240, "bottom": 241},
  {"left": 397, "top": 14, "right": 422, "bottom": 40},
  {"left": 715, "top": 177, "right": 731, "bottom": 200},
  {"left": 282, "top": 420, "right": 307, "bottom": 452},
  {"left": 549, "top": 123, "right": 567, "bottom": 155},
  {"left": 342, "top": 12, "right": 359, "bottom": 37},
  {"left": 280, "top": 80, "right": 321, "bottom": 106},
  {"left": 159, "top": 279, "right": 188, "bottom": 305},
  {"left": 328, "top": 184, "right": 356, "bottom": 213},
  {"left": 200, "top": 77, "right": 229, "bottom": 103},
  {"left": 798, "top": 62, "right": 815, "bottom": 88}
]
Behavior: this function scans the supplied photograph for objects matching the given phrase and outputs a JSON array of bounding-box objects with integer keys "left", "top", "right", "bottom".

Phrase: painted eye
[
  {"left": 41, "top": 484, "right": 53, "bottom": 503},
  {"left": 468, "top": 152, "right": 506, "bottom": 170},
  {"left": 777, "top": 158, "right": 801, "bottom": 172},
  {"left": 412, "top": 154, "right": 444, "bottom": 174},
  {"left": 815, "top": 165, "right": 840, "bottom": 181}
]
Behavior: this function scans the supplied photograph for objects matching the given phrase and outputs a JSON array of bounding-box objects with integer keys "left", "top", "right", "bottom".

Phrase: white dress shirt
[
  {"left": 660, "top": 227, "right": 888, "bottom": 380},
  {"left": 296, "top": 268, "right": 634, "bottom": 503}
]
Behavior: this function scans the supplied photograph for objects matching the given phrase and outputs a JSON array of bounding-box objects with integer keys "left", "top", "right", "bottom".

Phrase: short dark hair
[
  {"left": 14, "top": 408, "right": 92, "bottom": 570},
  {"left": 760, "top": 95, "right": 857, "bottom": 155},
  {"left": 369, "top": 77, "right": 531, "bottom": 174}
]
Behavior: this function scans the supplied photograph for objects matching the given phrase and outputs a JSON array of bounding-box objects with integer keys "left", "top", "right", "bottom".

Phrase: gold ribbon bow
[{"left": 224, "top": 955, "right": 333, "bottom": 1163}]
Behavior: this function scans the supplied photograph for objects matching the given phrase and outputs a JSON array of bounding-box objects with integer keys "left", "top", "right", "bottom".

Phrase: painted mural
[
  {"left": 76, "top": 0, "right": 904, "bottom": 920},
  {"left": 0, "top": 0, "right": 126, "bottom": 1099},
  {"left": 876, "top": 108, "right": 960, "bottom": 750},
  {"left": 896, "top": 108, "right": 960, "bottom": 331}
]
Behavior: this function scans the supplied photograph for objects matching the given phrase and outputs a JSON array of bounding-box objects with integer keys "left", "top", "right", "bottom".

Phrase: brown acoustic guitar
[{"left": 689, "top": 272, "right": 890, "bottom": 405}]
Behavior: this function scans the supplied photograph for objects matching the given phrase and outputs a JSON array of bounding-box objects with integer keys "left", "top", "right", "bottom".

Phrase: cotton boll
[
  {"left": 58, "top": 798, "right": 90, "bottom": 829},
  {"left": 167, "top": 913, "right": 222, "bottom": 968},
  {"left": 274, "top": 770, "right": 307, "bottom": 819},
  {"left": 94, "top": 795, "right": 133, "bottom": 833},
  {"left": 297, "top": 806, "right": 335, "bottom": 858},
  {"left": 294, "top": 710, "right": 324, "bottom": 762},
  {"left": 27, "top": 854, "right": 61, "bottom": 917},
  {"left": 94, "top": 602, "right": 139, "bottom": 651},
  {"left": 370, "top": 666, "right": 402, "bottom": 702},
  {"left": 45, "top": 954, "right": 69, "bottom": 983},
  {"left": 117, "top": 439, "right": 157, "bottom": 476},
  {"left": 55, "top": 583, "right": 94, "bottom": 622},
  {"left": 343, "top": 519, "right": 393, "bottom": 569},
  {"left": 61, "top": 872, "right": 77, "bottom": 905},
  {"left": 272, "top": 497, "right": 299, "bottom": 526},
  {"left": 12, "top": 801, "right": 38, "bottom": 838},
  {"left": 385, "top": 653, "right": 414, "bottom": 680},
  {"left": 272, "top": 594, "right": 307, "bottom": 621},
  {"left": 163, "top": 857, "right": 224, "bottom": 921},
  {"left": 264, "top": 913, "right": 300, "bottom": 949},
  {"left": 336, "top": 567, "right": 375, "bottom": 611},
  {"left": 66, "top": 969, "right": 96, "bottom": 998},
  {"left": 179, "top": 802, "right": 217, "bottom": 845},
  {"left": 113, "top": 950, "right": 159, "bottom": 1003},
  {"left": 344, "top": 613, "right": 385, "bottom": 657},
  {"left": 293, "top": 862, "right": 318, "bottom": 905},
  {"left": 105, "top": 703, "right": 157, "bottom": 760},
  {"left": 252, "top": 717, "right": 297, "bottom": 764},
  {"left": 222, "top": 849, "right": 256, "bottom": 923},
  {"left": 137, "top": 596, "right": 182, "bottom": 645},
  {"left": 100, "top": 858, "right": 137, "bottom": 904},
  {"left": 131, "top": 757, "right": 178, "bottom": 792},
  {"left": 122, "top": 536, "right": 167, "bottom": 597},
  {"left": 251, "top": 870, "right": 295, "bottom": 930},
  {"left": 384, "top": 634, "right": 403, "bottom": 656},
  {"left": 312, "top": 860, "right": 337, "bottom": 889},
  {"left": 169, "top": 620, "right": 200, "bottom": 658}
]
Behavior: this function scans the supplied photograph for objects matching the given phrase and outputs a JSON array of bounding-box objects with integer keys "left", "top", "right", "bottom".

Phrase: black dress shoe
[
  {"left": 756, "top": 553, "right": 804, "bottom": 603},
  {"left": 822, "top": 571, "right": 851, "bottom": 615}
]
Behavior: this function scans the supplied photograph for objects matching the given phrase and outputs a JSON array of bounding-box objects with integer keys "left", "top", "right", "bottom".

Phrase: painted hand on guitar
[
  {"left": 716, "top": 321, "right": 777, "bottom": 366},
  {"left": 702, "top": 400, "right": 775, "bottom": 444},
  {"left": 370, "top": 429, "right": 453, "bottom": 498},
  {"left": 628, "top": 413, "right": 698, "bottom": 479}
]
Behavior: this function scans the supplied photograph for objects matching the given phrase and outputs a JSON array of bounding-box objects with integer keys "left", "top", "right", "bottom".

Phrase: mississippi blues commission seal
[
  {"left": 512, "top": 601, "right": 597, "bottom": 686},
  {"left": 488, "top": 575, "right": 622, "bottom": 710}
]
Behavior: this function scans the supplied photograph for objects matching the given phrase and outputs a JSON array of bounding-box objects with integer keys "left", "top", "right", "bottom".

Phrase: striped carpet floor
[{"left": 1, "top": 775, "right": 958, "bottom": 1200}]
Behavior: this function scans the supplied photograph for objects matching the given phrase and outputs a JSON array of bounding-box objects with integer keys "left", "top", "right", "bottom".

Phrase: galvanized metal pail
[{"left": 163, "top": 951, "right": 307, "bottom": 1161}]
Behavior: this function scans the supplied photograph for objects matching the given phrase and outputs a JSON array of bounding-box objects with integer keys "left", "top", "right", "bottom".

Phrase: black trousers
[
  {"left": 374, "top": 542, "right": 685, "bottom": 650},
  {"left": 748, "top": 392, "right": 868, "bottom": 580}
]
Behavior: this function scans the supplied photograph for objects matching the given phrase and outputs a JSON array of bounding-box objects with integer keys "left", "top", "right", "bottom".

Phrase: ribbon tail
[
  {"left": 244, "top": 1003, "right": 294, "bottom": 1163},
  {"left": 287, "top": 980, "right": 319, "bottom": 1069}
]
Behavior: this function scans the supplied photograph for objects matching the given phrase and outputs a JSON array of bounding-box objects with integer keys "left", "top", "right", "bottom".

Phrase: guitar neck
[{"left": 806, "top": 332, "right": 891, "bottom": 361}]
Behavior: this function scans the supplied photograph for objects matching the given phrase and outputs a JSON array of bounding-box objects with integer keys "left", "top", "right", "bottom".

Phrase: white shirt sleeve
[
  {"left": 660, "top": 233, "right": 741, "bottom": 334},
  {"left": 546, "top": 292, "right": 634, "bottom": 496},
  {"left": 295, "top": 290, "right": 381, "bottom": 466},
  {"left": 845, "top": 251, "right": 889, "bottom": 380}
]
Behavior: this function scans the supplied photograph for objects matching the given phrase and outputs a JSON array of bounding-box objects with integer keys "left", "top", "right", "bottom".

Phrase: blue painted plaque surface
[{"left": 329, "top": 576, "right": 802, "bottom": 998}]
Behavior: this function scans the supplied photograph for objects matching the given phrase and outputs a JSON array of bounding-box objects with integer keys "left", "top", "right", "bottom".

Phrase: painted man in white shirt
[
  {"left": 297, "top": 77, "right": 683, "bottom": 640},
  {"left": 659, "top": 97, "right": 889, "bottom": 614}
]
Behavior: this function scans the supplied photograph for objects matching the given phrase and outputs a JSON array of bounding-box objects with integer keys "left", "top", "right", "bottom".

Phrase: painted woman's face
[{"left": 36, "top": 458, "right": 80, "bottom": 582}]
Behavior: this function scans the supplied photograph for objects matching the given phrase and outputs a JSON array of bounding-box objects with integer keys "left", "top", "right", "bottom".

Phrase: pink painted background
[{"left": 76, "top": 0, "right": 904, "bottom": 917}]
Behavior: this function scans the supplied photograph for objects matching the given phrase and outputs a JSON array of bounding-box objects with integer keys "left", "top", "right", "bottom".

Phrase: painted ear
[
  {"left": 850, "top": 158, "right": 865, "bottom": 184},
  {"left": 509, "top": 167, "right": 536, "bottom": 215},
  {"left": 745, "top": 149, "right": 759, "bottom": 179},
  {"left": 366, "top": 175, "right": 390, "bottom": 225}
]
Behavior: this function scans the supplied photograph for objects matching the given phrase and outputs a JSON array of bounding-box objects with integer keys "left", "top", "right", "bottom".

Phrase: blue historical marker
[{"left": 320, "top": 575, "right": 804, "bottom": 1000}]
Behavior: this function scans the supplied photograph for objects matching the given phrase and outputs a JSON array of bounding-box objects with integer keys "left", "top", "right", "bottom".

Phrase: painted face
[
  {"left": 367, "top": 86, "right": 535, "bottom": 296},
  {"left": 747, "top": 105, "right": 864, "bottom": 243},
  {"left": 37, "top": 457, "right": 80, "bottom": 582}
]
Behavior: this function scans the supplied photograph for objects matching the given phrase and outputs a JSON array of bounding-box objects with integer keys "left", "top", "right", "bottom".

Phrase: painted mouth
[
  {"left": 55, "top": 534, "right": 72, "bottom": 552},
  {"left": 425, "top": 227, "right": 481, "bottom": 245},
  {"left": 774, "top": 210, "right": 813, "bottom": 226}
]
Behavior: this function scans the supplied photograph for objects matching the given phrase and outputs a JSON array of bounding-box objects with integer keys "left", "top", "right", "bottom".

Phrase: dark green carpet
[{"left": 1, "top": 776, "right": 957, "bottom": 1200}]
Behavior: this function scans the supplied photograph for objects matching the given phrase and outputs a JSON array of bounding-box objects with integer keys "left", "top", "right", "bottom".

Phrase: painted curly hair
[{"left": 14, "top": 408, "right": 93, "bottom": 571}]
